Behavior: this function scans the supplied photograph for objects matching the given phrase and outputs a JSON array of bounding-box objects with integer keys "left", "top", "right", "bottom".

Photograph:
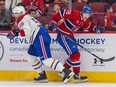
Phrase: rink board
[
  {"left": 0, "top": 33, "right": 116, "bottom": 82},
  {"left": 0, "top": 70, "right": 116, "bottom": 82}
]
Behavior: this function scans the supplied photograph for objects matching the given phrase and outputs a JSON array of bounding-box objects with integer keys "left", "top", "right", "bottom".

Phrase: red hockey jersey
[{"left": 51, "top": 9, "right": 95, "bottom": 36}]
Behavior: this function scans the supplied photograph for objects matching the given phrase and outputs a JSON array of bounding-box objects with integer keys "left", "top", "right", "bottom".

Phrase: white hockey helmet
[{"left": 13, "top": 6, "right": 26, "bottom": 14}]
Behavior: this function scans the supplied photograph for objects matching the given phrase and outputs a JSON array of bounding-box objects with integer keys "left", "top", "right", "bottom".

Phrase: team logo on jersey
[
  {"left": 73, "top": 45, "right": 76, "bottom": 48},
  {"left": 19, "top": 22, "right": 24, "bottom": 28},
  {"left": 0, "top": 41, "right": 4, "bottom": 61}
]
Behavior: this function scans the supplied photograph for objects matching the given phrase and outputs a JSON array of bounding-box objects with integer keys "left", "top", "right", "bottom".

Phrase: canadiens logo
[
  {"left": 0, "top": 41, "right": 4, "bottom": 60},
  {"left": 73, "top": 45, "right": 76, "bottom": 48}
]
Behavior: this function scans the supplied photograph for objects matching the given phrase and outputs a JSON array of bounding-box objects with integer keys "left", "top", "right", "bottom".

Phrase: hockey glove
[
  {"left": 7, "top": 30, "right": 19, "bottom": 39},
  {"left": 94, "top": 26, "right": 104, "bottom": 33},
  {"left": 48, "top": 21, "right": 57, "bottom": 31}
]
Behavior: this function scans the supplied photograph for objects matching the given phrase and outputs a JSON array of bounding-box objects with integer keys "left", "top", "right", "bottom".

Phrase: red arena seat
[
  {"left": 91, "top": 13, "right": 105, "bottom": 26},
  {"left": 90, "top": 2, "right": 108, "bottom": 12},
  {"left": 112, "top": 3, "right": 116, "bottom": 13},
  {"left": 72, "top": 2, "right": 88, "bottom": 11}
]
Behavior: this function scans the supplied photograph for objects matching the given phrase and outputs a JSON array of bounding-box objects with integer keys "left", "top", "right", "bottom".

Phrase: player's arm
[
  {"left": 7, "top": 29, "right": 19, "bottom": 39},
  {"left": 93, "top": 26, "right": 105, "bottom": 33},
  {"left": 82, "top": 19, "right": 104, "bottom": 33},
  {"left": 7, "top": 15, "right": 31, "bottom": 39},
  {"left": 7, "top": 16, "right": 31, "bottom": 39},
  {"left": 48, "top": 13, "right": 59, "bottom": 31},
  {"left": 49, "top": 9, "right": 73, "bottom": 31},
  {"left": 48, "top": 19, "right": 58, "bottom": 31},
  {"left": 18, "top": 16, "right": 31, "bottom": 37}
]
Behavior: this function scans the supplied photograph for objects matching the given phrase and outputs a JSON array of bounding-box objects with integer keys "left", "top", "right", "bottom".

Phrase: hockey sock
[
  {"left": 69, "top": 51, "right": 81, "bottom": 73},
  {"left": 65, "top": 58, "right": 80, "bottom": 72},
  {"left": 71, "top": 51, "right": 80, "bottom": 73},
  {"left": 42, "top": 58, "right": 64, "bottom": 72},
  {"left": 28, "top": 55, "right": 44, "bottom": 73},
  {"left": 73, "top": 66, "right": 80, "bottom": 73},
  {"left": 64, "top": 58, "right": 71, "bottom": 69}
]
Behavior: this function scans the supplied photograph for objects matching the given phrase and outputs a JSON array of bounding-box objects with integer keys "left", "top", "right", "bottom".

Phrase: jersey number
[{"left": 31, "top": 17, "right": 41, "bottom": 26}]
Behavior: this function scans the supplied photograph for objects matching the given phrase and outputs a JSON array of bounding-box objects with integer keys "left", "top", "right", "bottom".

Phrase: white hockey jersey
[{"left": 17, "top": 14, "right": 42, "bottom": 41}]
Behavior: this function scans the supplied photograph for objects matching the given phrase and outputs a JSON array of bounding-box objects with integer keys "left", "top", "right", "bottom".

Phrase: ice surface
[{"left": 0, "top": 81, "right": 116, "bottom": 87}]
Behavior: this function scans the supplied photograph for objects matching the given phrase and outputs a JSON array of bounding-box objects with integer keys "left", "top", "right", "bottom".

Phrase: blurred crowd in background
[{"left": 0, "top": 0, "right": 116, "bottom": 31}]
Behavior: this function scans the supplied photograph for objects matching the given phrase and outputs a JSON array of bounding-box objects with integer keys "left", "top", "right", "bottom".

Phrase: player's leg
[
  {"left": 70, "top": 51, "right": 88, "bottom": 83},
  {"left": 57, "top": 34, "right": 87, "bottom": 82},
  {"left": 28, "top": 44, "right": 48, "bottom": 83},
  {"left": 56, "top": 34, "right": 78, "bottom": 69},
  {"left": 35, "top": 33, "right": 74, "bottom": 83}
]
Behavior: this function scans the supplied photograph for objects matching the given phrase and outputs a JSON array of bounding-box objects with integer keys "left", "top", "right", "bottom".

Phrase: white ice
[{"left": 0, "top": 81, "right": 116, "bottom": 87}]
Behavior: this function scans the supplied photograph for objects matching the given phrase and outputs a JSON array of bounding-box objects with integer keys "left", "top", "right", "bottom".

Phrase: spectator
[
  {"left": 43, "top": 0, "right": 68, "bottom": 4},
  {"left": 77, "top": 0, "right": 82, "bottom": 3},
  {"left": 5, "top": 0, "right": 22, "bottom": 11},
  {"left": 44, "top": 0, "right": 68, "bottom": 15},
  {"left": 22, "top": 0, "right": 45, "bottom": 16},
  {"left": 0, "top": 0, "right": 12, "bottom": 30},
  {"left": 61, "top": 0, "right": 68, "bottom": 3},
  {"left": 77, "top": 0, "right": 90, "bottom": 4},
  {"left": 104, "top": 4, "right": 116, "bottom": 31},
  {"left": 52, "top": 3, "right": 61, "bottom": 13}
]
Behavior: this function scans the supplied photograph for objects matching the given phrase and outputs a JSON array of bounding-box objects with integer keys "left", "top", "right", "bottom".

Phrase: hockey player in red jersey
[{"left": 49, "top": 5, "right": 104, "bottom": 83}]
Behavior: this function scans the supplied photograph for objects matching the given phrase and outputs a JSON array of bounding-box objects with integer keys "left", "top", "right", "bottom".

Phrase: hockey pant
[
  {"left": 28, "top": 33, "right": 64, "bottom": 72},
  {"left": 57, "top": 34, "right": 81, "bottom": 73}
]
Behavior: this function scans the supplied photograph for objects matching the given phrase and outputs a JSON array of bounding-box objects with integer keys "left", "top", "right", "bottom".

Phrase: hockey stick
[{"left": 65, "top": 36, "right": 115, "bottom": 62}]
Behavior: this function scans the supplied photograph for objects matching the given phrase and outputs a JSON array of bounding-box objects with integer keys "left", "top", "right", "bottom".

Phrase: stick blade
[{"left": 101, "top": 56, "right": 115, "bottom": 62}]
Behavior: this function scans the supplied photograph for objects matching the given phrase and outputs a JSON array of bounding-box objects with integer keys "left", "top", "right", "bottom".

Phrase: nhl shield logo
[{"left": 0, "top": 41, "right": 4, "bottom": 60}]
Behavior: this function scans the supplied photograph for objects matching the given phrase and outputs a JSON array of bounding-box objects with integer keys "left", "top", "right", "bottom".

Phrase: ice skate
[
  {"left": 74, "top": 73, "right": 88, "bottom": 83},
  {"left": 34, "top": 71, "right": 48, "bottom": 83},
  {"left": 58, "top": 68, "right": 74, "bottom": 84}
]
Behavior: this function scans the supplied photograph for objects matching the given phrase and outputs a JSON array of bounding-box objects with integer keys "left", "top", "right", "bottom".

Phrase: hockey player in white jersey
[{"left": 7, "top": 6, "right": 74, "bottom": 84}]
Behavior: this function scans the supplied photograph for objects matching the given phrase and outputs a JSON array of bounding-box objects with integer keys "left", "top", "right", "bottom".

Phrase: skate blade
[
  {"left": 63, "top": 72, "right": 74, "bottom": 84},
  {"left": 74, "top": 79, "right": 88, "bottom": 83},
  {"left": 57, "top": 73, "right": 63, "bottom": 79},
  {"left": 34, "top": 79, "right": 48, "bottom": 83}
]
